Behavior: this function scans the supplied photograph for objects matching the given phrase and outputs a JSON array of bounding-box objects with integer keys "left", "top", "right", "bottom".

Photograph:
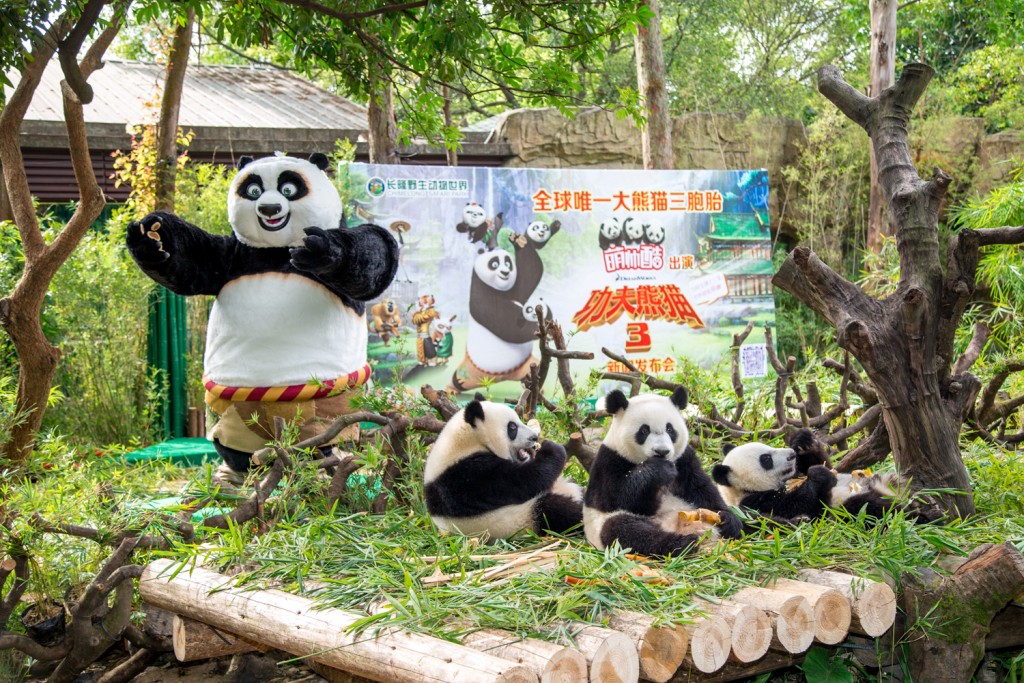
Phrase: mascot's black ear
[
  {"left": 670, "top": 386, "right": 688, "bottom": 410},
  {"left": 339, "top": 212, "right": 349, "bottom": 230},
  {"left": 605, "top": 389, "right": 629, "bottom": 415},
  {"left": 236, "top": 155, "right": 253, "bottom": 170},
  {"left": 309, "top": 152, "right": 330, "bottom": 171},
  {"left": 712, "top": 464, "right": 731, "bottom": 486},
  {"left": 465, "top": 400, "right": 485, "bottom": 427},
  {"left": 722, "top": 443, "right": 736, "bottom": 455}
]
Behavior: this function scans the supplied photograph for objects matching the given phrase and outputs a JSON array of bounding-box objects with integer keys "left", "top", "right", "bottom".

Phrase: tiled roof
[{"left": 18, "top": 59, "right": 368, "bottom": 130}]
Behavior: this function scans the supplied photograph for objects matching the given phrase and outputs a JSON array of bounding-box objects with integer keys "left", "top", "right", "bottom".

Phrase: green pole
[{"left": 146, "top": 287, "right": 190, "bottom": 439}]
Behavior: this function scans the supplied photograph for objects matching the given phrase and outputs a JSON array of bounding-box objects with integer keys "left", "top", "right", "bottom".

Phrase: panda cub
[
  {"left": 424, "top": 396, "right": 583, "bottom": 540},
  {"left": 598, "top": 217, "right": 623, "bottom": 250},
  {"left": 583, "top": 388, "right": 743, "bottom": 557},
  {"left": 712, "top": 429, "right": 915, "bottom": 522}
]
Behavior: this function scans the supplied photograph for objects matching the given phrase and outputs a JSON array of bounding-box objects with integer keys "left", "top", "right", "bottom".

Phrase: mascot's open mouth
[
  {"left": 258, "top": 213, "right": 290, "bottom": 231},
  {"left": 497, "top": 270, "right": 512, "bottom": 281}
]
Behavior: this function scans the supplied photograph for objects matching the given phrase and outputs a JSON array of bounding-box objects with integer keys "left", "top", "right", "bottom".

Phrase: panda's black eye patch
[
  {"left": 665, "top": 423, "right": 677, "bottom": 442},
  {"left": 507, "top": 421, "right": 518, "bottom": 440},
  {"left": 277, "top": 171, "right": 309, "bottom": 200},
  {"left": 238, "top": 174, "right": 264, "bottom": 200},
  {"left": 759, "top": 453, "right": 774, "bottom": 470},
  {"left": 488, "top": 257, "right": 501, "bottom": 271},
  {"left": 503, "top": 255, "right": 512, "bottom": 269},
  {"left": 635, "top": 424, "right": 650, "bottom": 445}
]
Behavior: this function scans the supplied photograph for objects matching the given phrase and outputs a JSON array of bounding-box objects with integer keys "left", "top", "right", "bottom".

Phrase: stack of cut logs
[{"left": 140, "top": 559, "right": 896, "bottom": 683}]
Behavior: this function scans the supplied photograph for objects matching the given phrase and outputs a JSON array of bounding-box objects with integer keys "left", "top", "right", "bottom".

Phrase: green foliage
[
  {"left": 949, "top": 45, "right": 1024, "bottom": 132},
  {"left": 0, "top": 0, "right": 62, "bottom": 105},
  {"left": 800, "top": 646, "right": 855, "bottom": 683}
]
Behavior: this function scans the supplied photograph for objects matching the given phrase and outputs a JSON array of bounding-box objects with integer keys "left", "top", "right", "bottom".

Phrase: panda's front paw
[
  {"left": 806, "top": 465, "right": 838, "bottom": 491},
  {"left": 645, "top": 456, "right": 676, "bottom": 481},
  {"left": 290, "top": 226, "right": 344, "bottom": 275},
  {"left": 536, "top": 439, "right": 567, "bottom": 465},
  {"left": 716, "top": 509, "right": 744, "bottom": 539}
]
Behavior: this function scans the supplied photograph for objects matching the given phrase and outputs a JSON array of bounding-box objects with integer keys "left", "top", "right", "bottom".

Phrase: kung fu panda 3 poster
[{"left": 344, "top": 164, "right": 776, "bottom": 399}]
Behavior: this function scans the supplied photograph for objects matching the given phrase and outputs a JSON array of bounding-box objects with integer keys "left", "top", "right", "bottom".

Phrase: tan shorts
[{"left": 206, "top": 391, "right": 361, "bottom": 453}]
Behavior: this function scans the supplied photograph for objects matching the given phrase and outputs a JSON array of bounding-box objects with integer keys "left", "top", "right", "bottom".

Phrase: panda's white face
[
  {"left": 599, "top": 218, "right": 622, "bottom": 239},
  {"left": 713, "top": 442, "right": 797, "bottom": 496},
  {"left": 228, "top": 155, "right": 342, "bottom": 248},
  {"left": 424, "top": 398, "right": 539, "bottom": 484},
  {"left": 527, "top": 221, "right": 551, "bottom": 244},
  {"left": 601, "top": 389, "right": 690, "bottom": 465},
  {"left": 464, "top": 204, "right": 487, "bottom": 228},
  {"left": 643, "top": 221, "right": 665, "bottom": 244},
  {"left": 473, "top": 248, "right": 517, "bottom": 292},
  {"left": 624, "top": 216, "right": 644, "bottom": 241}
]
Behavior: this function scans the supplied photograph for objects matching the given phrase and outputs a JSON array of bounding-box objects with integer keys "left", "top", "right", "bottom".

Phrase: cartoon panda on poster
[{"left": 126, "top": 152, "right": 399, "bottom": 477}]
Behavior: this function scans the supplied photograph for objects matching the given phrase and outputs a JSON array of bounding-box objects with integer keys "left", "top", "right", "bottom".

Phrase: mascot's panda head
[
  {"left": 424, "top": 395, "right": 539, "bottom": 484},
  {"left": 601, "top": 388, "right": 690, "bottom": 465},
  {"left": 227, "top": 152, "right": 341, "bottom": 248},
  {"left": 473, "top": 248, "right": 517, "bottom": 292},
  {"left": 643, "top": 221, "right": 665, "bottom": 245},
  {"left": 527, "top": 221, "right": 553, "bottom": 244},
  {"left": 464, "top": 203, "right": 487, "bottom": 228},
  {"left": 712, "top": 441, "right": 797, "bottom": 499},
  {"left": 599, "top": 218, "right": 623, "bottom": 241},
  {"left": 623, "top": 216, "right": 644, "bottom": 242}
]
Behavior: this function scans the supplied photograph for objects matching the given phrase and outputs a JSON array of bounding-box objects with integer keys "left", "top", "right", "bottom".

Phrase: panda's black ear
[
  {"left": 236, "top": 155, "right": 253, "bottom": 170},
  {"left": 669, "top": 386, "right": 688, "bottom": 410},
  {"left": 712, "top": 464, "right": 732, "bottom": 486},
  {"left": 465, "top": 400, "right": 485, "bottom": 427},
  {"left": 309, "top": 152, "right": 330, "bottom": 171},
  {"left": 722, "top": 443, "right": 736, "bottom": 455},
  {"left": 473, "top": 392, "right": 487, "bottom": 402},
  {"left": 604, "top": 389, "right": 629, "bottom": 415}
]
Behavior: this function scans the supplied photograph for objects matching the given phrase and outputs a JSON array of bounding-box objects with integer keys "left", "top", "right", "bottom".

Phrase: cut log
[
  {"left": 607, "top": 610, "right": 687, "bottom": 683},
  {"left": 704, "top": 601, "right": 771, "bottom": 663},
  {"left": 729, "top": 587, "right": 814, "bottom": 654},
  {"left": 768, "top": 578, "right": 851, "bottom": 645},
  {"left": 986, "top": 605, "right": 1024, "bottom": 650},
  {"left": 140, "top": 560, "right": 537, "bottom": 683},
  {"left": 172, "top": 615, "right": 260, "bottom": 662},
  {"left": 461, "top": 629, "right": 587, "bottom": 683},
  {"left": 797, "top": 569, "right": 895, "bottom": 637},
  {"left": 571, "top": 625, "right": 639, "bottom": 683},
  {"left": 681, "top": 610, "right": 731, "bottom": 673},
  {"left": 669, "top": 650, "right": 800, "bottom": 683}
]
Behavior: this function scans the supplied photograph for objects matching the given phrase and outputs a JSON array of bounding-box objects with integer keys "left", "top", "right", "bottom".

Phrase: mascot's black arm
[
  {"left": 468, "top": 273, "right": 539, "bottom": 344},
  {"left": 289, "top": 223, "right": 399, "bottom": 301},
  {"left": 125, "top": 211, "right": 235, "bottom": 295},
  {"left": 425, "top": 440, "right": 567, "bottom": 518},
  {"left": 671, "top": 446, "right": 744, "bottom": 538},
  {"left": 585, "top": 446, "right": 674, "bottom": 517}
]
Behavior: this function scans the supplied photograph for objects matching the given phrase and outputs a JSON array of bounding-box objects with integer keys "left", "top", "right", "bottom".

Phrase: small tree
[{"left": 774, "top": 63, "right": 1024, "bottom": 518}]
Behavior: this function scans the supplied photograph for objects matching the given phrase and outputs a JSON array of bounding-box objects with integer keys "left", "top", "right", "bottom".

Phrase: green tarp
[{"left": 121, "top": 437, "right": 218, "bottom": 467}]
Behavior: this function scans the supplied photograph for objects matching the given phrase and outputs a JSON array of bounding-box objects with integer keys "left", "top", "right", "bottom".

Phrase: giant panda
[
  {"left": 450, "top": 229, "right": 543, "bottom": 392},
  {"left": 642, "top": 220, "right": 665, "bottom": 246},
  {"left": 598, "top": 217, "right": 623, "bottom": 250},
  {"left": 583, "top": 388, "right": 743, "bottom": 557},
  {"left": 622, "top": 216, "right": 645, "bottom": 246},
  {"left": 711, "top": 429, "right": 929, "bottom": 523},
  {"left": 456, "top": 202, "right": 492, "bottom": 243},
  {"left": 424, "top": 396, "right": 583, "bottom": 539},
  {"left": 126, "top": 152, "right": 399, "bottom": 475}
]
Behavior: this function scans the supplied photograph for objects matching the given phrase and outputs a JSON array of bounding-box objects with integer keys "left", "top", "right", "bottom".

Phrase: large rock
[{"left": 976, "top": 129, "right": 1024, "bottom": 196}]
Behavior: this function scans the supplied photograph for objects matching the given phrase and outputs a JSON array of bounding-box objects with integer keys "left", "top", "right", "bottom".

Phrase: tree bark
[
  {"left": 367, "top": 70, "right": 399, "bottom": 165},
  {"left": 866, "top": 0, "right": 896, "bottom": 253},
  {"left": 0, "top": 13, "right": 122, "bottom": 466},
  {"left": 442, "top": 85, "right": 458, "bottom": 167},
  {"left": 154, "top": 9, "right": 194, "bottom": 212},
  {"left": 774, "top": 64, "right": 982, "bottom": 518},
  {"left": 634, "top": 0, "right": 673, "bottom": 170}
]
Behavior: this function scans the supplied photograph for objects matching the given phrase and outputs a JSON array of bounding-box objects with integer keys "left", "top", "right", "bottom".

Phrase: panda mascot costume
[
  {"left": 423, "top": 395, "right": 583, "bottom": 540},
  {"left": 711, "top": 429, "right": 934, "bottom": 523},
  {"left": 583, "top": 388, "right": 743, "bottom": 557},
  {"left": 126, "top": 152, "right": 399, "bottom": 477}
]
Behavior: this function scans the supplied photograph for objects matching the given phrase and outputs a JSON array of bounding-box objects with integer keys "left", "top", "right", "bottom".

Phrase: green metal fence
[{"left": 147, "top": 287, "right": 189, "bottom": 438}]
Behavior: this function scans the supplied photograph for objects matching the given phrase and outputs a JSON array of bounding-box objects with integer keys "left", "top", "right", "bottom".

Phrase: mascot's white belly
[
  {"left": 205, "top": 273, "right": 366, "bottom": 387},
  {"left": 466, "top": 318, "right": 533, "bottom": 373}
]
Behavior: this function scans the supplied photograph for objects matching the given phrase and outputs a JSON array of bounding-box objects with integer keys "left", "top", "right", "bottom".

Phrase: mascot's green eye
[
  {"left": 280, "top": 182, "right": 298, "bottom": 198},
  {"left": 244, "top": 183, "right": 262, "bottom": 199}
]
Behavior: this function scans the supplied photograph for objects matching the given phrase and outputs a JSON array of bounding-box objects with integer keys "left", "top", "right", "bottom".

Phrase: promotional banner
[{"left": 343, "top": 164, "right": 775, "bottom": 398}]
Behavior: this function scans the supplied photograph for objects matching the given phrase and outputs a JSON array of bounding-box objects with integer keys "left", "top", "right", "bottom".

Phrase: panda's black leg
[
  {"left": 214, "top": 439, "right": 254, "bottom": 474},
  {"left": 601, "top": 513, "right": 702, "bottom": 558},
  {"left": 534, "top": 493, "right": 583, "bottom": 535}
]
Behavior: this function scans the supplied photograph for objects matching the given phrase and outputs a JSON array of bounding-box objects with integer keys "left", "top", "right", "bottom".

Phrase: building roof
[{"left": 20, "top": 59, "right": 369, "bottom": 130}]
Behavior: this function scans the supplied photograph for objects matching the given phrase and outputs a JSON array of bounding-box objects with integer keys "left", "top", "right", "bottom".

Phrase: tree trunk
[
  {"left": 0, "top": 14, "right": 121, "bottom": 466},
  {"left": 154, "top": 9, "right": 193, "bottom": 212},
  {"left": 774, "top": 64, "right": 980, "bottom": 518},
  {"left": 634, "top": 0, "right": 673, "bottom": 170},
  {"left": 367, "top": 70, "right": 399, "bottom": 165},
  {"left": 866, "top": 0, "right": 896, "bottom": 253},
  {"left": 443, "top": 85, "right": 458, "bottom": 167}
]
